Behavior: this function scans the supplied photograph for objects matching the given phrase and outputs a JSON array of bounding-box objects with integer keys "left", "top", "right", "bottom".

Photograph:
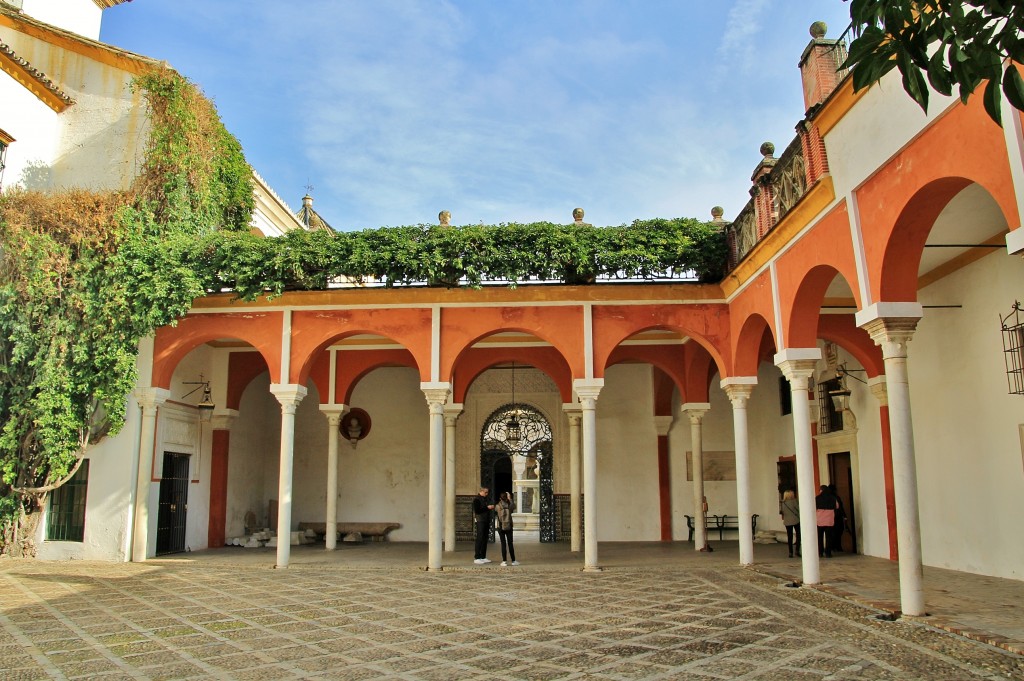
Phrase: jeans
[{"left": 497, "top": 527, "right": 516, "bottom": 562}]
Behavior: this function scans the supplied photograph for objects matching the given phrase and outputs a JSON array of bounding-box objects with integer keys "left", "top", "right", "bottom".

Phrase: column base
[
  {"left": 426, "top": 566, "right": 444, "bottom": 572},
  {"left": 583, "top": 565, "right": 603, "bottom": 572}
]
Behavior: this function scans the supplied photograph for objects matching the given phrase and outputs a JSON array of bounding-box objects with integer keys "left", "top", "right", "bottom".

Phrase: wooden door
[{"left": 828, "top": 452, "right": 857, "bottom": 553}]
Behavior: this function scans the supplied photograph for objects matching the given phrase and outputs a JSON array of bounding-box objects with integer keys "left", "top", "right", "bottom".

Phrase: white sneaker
[
  {"left": 473, "top": 558, "right": 486, "bottom": 564},
  {"left": 510, "top": 561, "right": 520, "bottom": 566},
  {"left": 500, "top": 561, "right": 508, "bottom": 566},
  {"left": 481, "top": 558, "right": 492, "bottom": 563}
]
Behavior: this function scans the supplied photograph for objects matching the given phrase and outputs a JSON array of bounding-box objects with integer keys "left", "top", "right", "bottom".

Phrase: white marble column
[
  {"left": 270, "top": 384, "right": 307, "bottom": 569},
  {"left": 131, "top": 387, "right": 170, "bottom": 562},
  {"left": 574, "top": 380, "right": 603, "bottom": 571},
  {"left": 776, "top": 349, "right": 822, "bottom": 585},
  {"left": 319, "top": 405, "right": 347, "bottom": 551},
  {"left": 443, "top": 404, "right": 463, "bottom": 552},
  {"left": 682, "top": 403, "right": 711, "bottom": 551},
  {"left": 422, "top": 383, "right": 451, "bottom": 571},
  {"left": 861, "top": 313, "right": 925, "bottom": 616},
  {"left": 562, "top": 404, "right": 583, "bottom": 552},
  {"left": 722, "top": 378, "right": 757, "bottom": 565}
]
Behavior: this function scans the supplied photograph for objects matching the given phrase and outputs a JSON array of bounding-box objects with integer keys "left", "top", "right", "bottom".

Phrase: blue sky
[{"left": 101, "top": 1, "right": 854, "bottom": 231}]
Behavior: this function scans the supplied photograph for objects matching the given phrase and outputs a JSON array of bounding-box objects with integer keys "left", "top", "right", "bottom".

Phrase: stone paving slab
[{"left": 1, "top": 557, "right": 1022, "bottom": 680}]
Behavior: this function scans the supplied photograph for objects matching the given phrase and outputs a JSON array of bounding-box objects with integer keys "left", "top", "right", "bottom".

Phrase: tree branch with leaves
[{"left": 843, "top": 0, "right": 1024, "bottom": 125}]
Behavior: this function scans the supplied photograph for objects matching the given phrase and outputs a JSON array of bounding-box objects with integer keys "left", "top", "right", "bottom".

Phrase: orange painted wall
[
  {"left": 441, "top": 306, "right": 586, "bottom": 381},
  {"left": 289, "top": 308, "right": 433, "bottom": 384},
  {"left": 451, "top": 346, "right": 572, "bottom": 404},
  {"left": 855, "top": 99, "right": 1019, "bottom": 301},
  {"left": 152, "top": 312, "right": 283, "bottom": 389}
]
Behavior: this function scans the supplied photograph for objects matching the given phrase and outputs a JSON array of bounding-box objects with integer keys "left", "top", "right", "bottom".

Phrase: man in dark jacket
[{"left": 472, "top": 487, "right": 494, "bottom": 564}]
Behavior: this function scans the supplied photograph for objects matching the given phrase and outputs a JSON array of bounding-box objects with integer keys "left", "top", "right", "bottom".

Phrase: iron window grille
[
  {"left": 46, "top": 459, "right": 89, "bottom": 541},
  {"left": 1001, "top": 301, "right": 1024, "bottom": 395},
  {"left": 817, "top": 377, "right": 844, "bottom": 434}
]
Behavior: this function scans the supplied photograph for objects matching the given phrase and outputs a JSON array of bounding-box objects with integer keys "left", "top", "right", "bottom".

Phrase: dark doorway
[
  {"left": 492, "top": 455, "right": 513, "bottom": 500},
  {"left": 156, "top": 452, "right": 190, "bottom": 555},
  {"left": 777, "top": 457, "right": 797, "bottom": 503},
  {"left": 828, "top": 452, "right": 857, "bottom": 553}
]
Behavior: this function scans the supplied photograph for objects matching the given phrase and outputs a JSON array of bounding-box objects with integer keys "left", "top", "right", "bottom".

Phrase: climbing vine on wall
[{"left": 0, "top": 68, "right": 253, "bottom": 555}]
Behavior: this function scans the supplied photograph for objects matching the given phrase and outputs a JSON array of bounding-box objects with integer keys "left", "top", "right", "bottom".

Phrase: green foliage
[
  {"left": 182, "top": 218, "right": 727, "bottom": 298},
  {"left": 0, "top": 69, "right": 252, "bottom": 552},
  {"left": 843, "top": 0, "right": 1024, "bottom": 125}
]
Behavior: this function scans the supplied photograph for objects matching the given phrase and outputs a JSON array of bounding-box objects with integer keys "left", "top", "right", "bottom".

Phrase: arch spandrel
[
  {"left": 441, "top": 307, "right": 585, "bottom": 382},
  {"left": 772, "top": 203, "right": 862, "bottom": 348},
  {"left": 591, "top": 305, "right": 730, "bottom": 381},
  {"left": 152, "top": 312, "right": 283, "bottom": 389},
  {"left": 452, "top": 345, "right": 572, "bottom": 404},
  {"left": 728, "top": 270, "right": 779, "bottom": 377},
  {"left": 290, "top": 309, "right": 432, "bottom": 386},
  {"left": 855, "top": 99, "right": 1019, "bottom": 301}
]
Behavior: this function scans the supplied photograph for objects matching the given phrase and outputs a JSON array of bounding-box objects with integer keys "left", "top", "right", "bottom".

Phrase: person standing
[
  {"left": 780, "top": 489, "right": 800, "bottom": 558},
  {"left": 472, "top": 487, "right": 494, "bottom": 564},
  {"left": 815, "top": 485, "right": 838, "bottom": 558},
  {"left": 495, "top": 491, "right": 519, "bottom": 566}
]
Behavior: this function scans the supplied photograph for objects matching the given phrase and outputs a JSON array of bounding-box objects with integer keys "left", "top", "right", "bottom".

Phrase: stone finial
[
  {"left": 711, "top": 206, "right": 724, "bottom": 220},
  {"left": 759, "top": 142, "right": 775, "bottom": 158},
  {"left": 572, "top": 207, "right": 585, "bottom": 223},
  {"left": 809, "top": 21, "right": 827, "bottom": 39},
  {"left": 438, "top": 210, "right": 451, "bottom": 226}
]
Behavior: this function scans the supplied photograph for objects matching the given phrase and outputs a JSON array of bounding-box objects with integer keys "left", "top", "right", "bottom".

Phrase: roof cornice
[
  {"left": 0, "top": 38, "right": 74, "bottom": 111},
  {"left": 0, "top": 5, "right": 164, "bottom": 76}
]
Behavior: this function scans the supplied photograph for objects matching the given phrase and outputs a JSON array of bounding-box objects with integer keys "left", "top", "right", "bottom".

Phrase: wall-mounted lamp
[
  {"left": 342, "top": 408, "right": 371, "bottom": 449},
  {"left": 829, "top": 363, "right": 866, "bottom": 413},
  {"left": 183, "top": 376, "right": 215, "bottom": 423}
]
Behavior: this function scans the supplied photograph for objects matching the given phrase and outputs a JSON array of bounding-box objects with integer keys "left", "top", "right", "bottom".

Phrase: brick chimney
[{"left": 799, "top": 21, "right": 848, "bottom": 113}]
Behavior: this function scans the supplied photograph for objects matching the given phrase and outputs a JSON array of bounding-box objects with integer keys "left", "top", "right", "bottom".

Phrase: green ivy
[
  {"left": 184, "top": 218, "right": 727, "bottom": 299},
  {"left": 0, "top": 69, "right": 252, "bottom": 554}
]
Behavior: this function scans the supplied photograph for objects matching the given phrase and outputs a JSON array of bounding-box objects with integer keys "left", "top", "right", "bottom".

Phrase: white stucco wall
[
  {"left": 20, "top": 0, "right": 102, "bottom": 39},
  {"left": 825, "top": 70, "right": 956, "bottom": 199},
  {"left": 0, "top": 72, "right": 60, "bottom": 190},
  {"left": 594, "top": 364, "right": 660, "bottom": 541},
  {"left": 0, "top": 27, "right": 148, "bottom": 193},
  {"left": 911, "top": 250, "right": 1024, "bottom": 579}
]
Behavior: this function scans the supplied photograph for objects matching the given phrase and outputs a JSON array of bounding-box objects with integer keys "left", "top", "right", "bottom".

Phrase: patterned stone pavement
[{"left": 1, "top": 555, "right": 1022, "bottom": 680}]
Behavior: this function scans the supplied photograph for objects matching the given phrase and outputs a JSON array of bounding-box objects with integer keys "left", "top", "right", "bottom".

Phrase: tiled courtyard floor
[{"left": 1, "top": 543, "right": 1022, "bottom": 680}]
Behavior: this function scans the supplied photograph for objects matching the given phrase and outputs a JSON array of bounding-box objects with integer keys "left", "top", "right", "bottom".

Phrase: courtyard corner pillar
[
  {"left": 422, "top": 383, "right": 451, "bottom": 571},
  {"left": 270, "top": 384, "right": 308, "bottom": 569},
  {"left": 776, "top": 349, "right": 822, "bottom": 585},
  {"left": 860, "top": 311, "right": 925, "bottom": 616},
  {"left": 319, "top": 406, "right": 348, "bottom": 551},
  {"left": 682, "top": 403, "right": 711, "bottom": 552},
  {"left": 444, "top": 404, "right": 463, "bottom": 552},
  {"left": 209, "top": 410, "right": 239, "bottom": 552},
  {"left": 563, "top": 404, "right": 583, "bottom": 552},
  {"left": 574, "top": 380, "right": 603, "bottom": 571},
  {"left": 722, "top": 378, "right": 757, "bottom": 565},
  {"left": 653, "top": 415, "right": 673, "bottom": 542},
  {"left": 131, "top": 387, "right": 170, "bottom": 562}
]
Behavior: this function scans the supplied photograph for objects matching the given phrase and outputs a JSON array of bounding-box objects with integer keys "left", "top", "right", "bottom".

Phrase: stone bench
[
  {"left": 683, "top": 514, "right": 758, "bottom": 542},
  {"left": 298, "top": 521, "right": 401, "bottom": 542}
]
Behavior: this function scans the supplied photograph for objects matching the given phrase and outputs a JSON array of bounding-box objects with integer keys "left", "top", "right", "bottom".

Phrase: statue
[
  {"left": 438, "top": 210, "right": 451, "bottom": 227},
  {"left": 346, "top": 416, "right": 362, "bottom": 447},
  {"left": 572, "top": 207, "right": 584, "bottom": 224}
]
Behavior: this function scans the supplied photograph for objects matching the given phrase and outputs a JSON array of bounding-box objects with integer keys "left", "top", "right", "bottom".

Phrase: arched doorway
[{"left": 480, "top": 404, "right": 555, "bottom": 542}]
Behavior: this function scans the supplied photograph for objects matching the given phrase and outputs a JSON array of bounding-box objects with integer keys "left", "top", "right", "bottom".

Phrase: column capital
[
  {"left": 681, "top": 402, "right": 711, "bottom": 424},
  {"left": 572, "top": 379, "right": 604, "bottom": 402},
  {"left": 134, "top": 387, "right": 171, "bottom": 411},
  {"left": 860, "top": 316, "right": 920, "bottom": 359},
  {"left": 653, "top": 415, "right": 673, "bottom": 436},
  {"left": 444, "top": 403, "right": 463, "bottom": 426},
  {"left": 855, "top": 301, "right": 923, "bottom": 329},
  {"left": 421, "top": 382, "right": 452, "bottom": 414},
  {"left": 868, "top": 376, "right": 888, "bottom": 406},
  {"left": 210, "top": 408, "right": 240, "bottom": 431},
  {"left": 319, "top": 404, "right": 348, "bottom": 426},
  {"left": 270, "top": 384, "right": 308, "bottom": 413},
  {"left": 775, "top": 348, "right": 821, "bottom": 384},
  {"left": 721, "top": 376, "right": 757, "bottom": 405},
  {"left": 1007, "top": 227, "right": 1024, "bottom": 256}
]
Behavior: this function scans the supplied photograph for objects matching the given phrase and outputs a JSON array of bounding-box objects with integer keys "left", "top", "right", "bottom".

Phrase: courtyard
[{"left": 2, "top": 542, "right": 1022, "bottom": 680}]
